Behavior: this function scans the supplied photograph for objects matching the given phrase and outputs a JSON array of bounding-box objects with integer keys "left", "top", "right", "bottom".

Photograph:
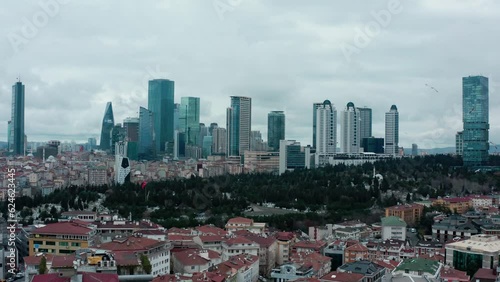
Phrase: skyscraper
[
  {"left": 7, "top": 120, "right": 12, "bottom": 151},
  {"left": 357, "top": 107, "right": 372, "bottom": 141},
  {"left": 268, "top": 111, "right": 285, "bottom": 152},
  {"left": 412, "top": 144, "right": 418, "bottom": 156},
  {"left": 340, "top": 102, "right": 360, "bottom": 153},
  {"left": 179, "top": 97, "right": 200, "bottom": 145},
  {"left": 11, "top": 81, "right": 25, "bottom": 155},
  {"left": 148, "top": 79, "right": 174, "bottom": 153},
  {"left": 385, "top": 105, "right": 399, "bottom": 155},
  {"left": 462, "top": 75, "right": 489, "bottom": 166},
  {"left": 123, "top": 117, "right": 139, "bottom": 160},
  {"left": 312, "top": 102, "right": 323, "bottom": 148},
  {"left": 315, "top": 100, "right": 337, "bottom": 154},
  {"left": 99, "top": 102, "right": 114, "bottom": 151},
  {"left": 209, "top": 123, "right": 218, "bottom": 136},
  {"left": 174, "top": 103, "right": 180, "bottom": 132},
  {"left": 111, "top": 124, "right": 126, "bottom": 155},
  {"left": 138, "top": 107, "right": 155, "bottom": 160},
  {"left": 212, "top": 127, "right": 227, "bottom": 155},
  {"left": 226, "top": 96, "right": 252, "bottom": 157},
  {"left": 456, "top": 131, "right": 463, "bottom": 156},
  {"left": 279, "top": 140, "right": 305, "bottom": 174},
  {"left": 199, "top": 123, "right": 208, "bottom": 148}
]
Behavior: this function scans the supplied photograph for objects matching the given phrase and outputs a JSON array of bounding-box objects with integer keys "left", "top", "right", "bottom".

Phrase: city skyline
[{"left": 1, "top": 1, "right": 500, "bottom": 148}]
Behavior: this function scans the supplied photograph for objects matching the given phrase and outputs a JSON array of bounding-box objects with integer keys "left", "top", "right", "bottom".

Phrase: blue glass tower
[
  {"left": 139, "top": 107, "right": 155, "bottom": 160},
  {"left": 179, "top": 97, "right": 200, "bottom": 146},
  {"left": 11, "top": 81, "right": 25, "bottom": 155},
  {"left": 148, "top": 79, "right": 174, "bottom": 153},
  {"left": 226, "top": 96, "right": 252, "bottom": 156},
  {"left": 268, "top": 111, "right": 285, "bottom": 152},
  {"left": 99, "top": 102, "right": 114, "bottom": 151},
  {"left": 462, "top": 76, "right": 489, "bottom": 166}
]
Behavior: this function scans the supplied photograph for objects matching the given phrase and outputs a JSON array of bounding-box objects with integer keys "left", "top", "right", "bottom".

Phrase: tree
[
  {"left": 39, "top": 256, "right": 47, "bottom": 274},
  {"left": 140, "top": 254, "right": 152, "bottom": 274},
  {"left": 406, "top": 193, "right": 411, "bottom": 203}
]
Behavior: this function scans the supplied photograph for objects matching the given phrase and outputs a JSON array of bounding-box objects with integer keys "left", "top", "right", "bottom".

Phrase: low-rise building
[
  {"left": 381, "top": 216, "right": 407, "bottom": 241},
  {"left": 385, "top": 204, "right": 424, "bottom": 226},
  {"left": 172, "top": 249, "right": 221, "bottom": 274},
  {"left": 432, "top": 215, "right": 479, "bottom": 242},
  {"left": 344, "top": 243, "right": 368, "bottom": 263},
  {"left": 337, "top": 260, "right": 386, "bottom": 282},
  {"left": 221, "top": 236, "right": 259, "bottom": 261},
  {"left": 445, "top": 234, "right": 500, "bottom": 275}
]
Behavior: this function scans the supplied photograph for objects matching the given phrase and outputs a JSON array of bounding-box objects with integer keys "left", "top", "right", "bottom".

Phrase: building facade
[
  {"left": 462, "top": 75, "right": 489, "bottom": 166},
  {"left": 315, "top": 100, "right": 337, "bottom": 154},
  {"left": 148, "top": 79, "right": 175, "bottom": 153},
  {"left": 179, "top": 97, "right": 200, "bottom": 146},
  {"left": 99, "top": 102, "right": 114, "bottom": 151},
  {"left": 11, "top": 81, "right": 25, "bottom": 155},
  {"left": 384, "top": 105, "right": 399, "bottom": 155},
  {"left": 227, "top": 96, "right": 252, "bottom": 157},
  {"left": 279, "top": 140, "right": 305, "bottom": 174},
  {"left": 268, "top": 111, "right": 285, "bottom": 152},
  {"left": 340, "top": 102, "right": 361, "bottom": 153},
  {"left": 212, "top": 127, "right": 227, "bottom": 155},
  {"left": 357, "top": 107, "right": 372, "bottom": 142},
  {"left": 139, "top": 107, "right": 155, "bottom": 160}
]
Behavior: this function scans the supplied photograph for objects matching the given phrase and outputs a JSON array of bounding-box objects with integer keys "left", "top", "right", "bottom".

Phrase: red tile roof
[
  {"left": 173, "top": 249, "right": 220, "bottom": 266},
  {"left": 33, "top": 221, "right": 94, "bottom": 236},
  {"left": 374, "top": 260, "right": 400, "bottom": 270},
  {"left": 168, "top": 227, "right": 194, "bottom": 235},
  {"left": 31, "top": 274, "right": 70, "bottom": 282},
  {"left": 218, "top": 253, "right": 259, "bottom": 270},
  {"left": 241, "top": 233, "right": 277, "bottom": 248},
  {"left": 293, "top": 240, "right": 326, "bottom": 250},
  {"left": 345, "top": 243, "right": 368, "bottom": 252},
  {"left": 82, "top": 272, "right": 119, "bottom": 282},
  {"left": 168, "top": 235, "right": 195, "bottom": 241},
  {"left": 275, "top": 232, "right": 295, "bottom": 241},
  {"left": 196, "top": 225, "right": 228, "bottom": 236},
  {"left": 386, "top": 204, "right": 423, "bottom": 211},
  {"left": 321, "top": 271, "right": 363, "bottom": 282},
  {"left": 51, "top": 254, "right": 76, "bottom": 268},
  {"left": 24, "top": 254, "right": 56, "bottom": 266},
  {"left": 223, "top": 236, "right": 255, "bottom": 246},
  {"left": 113, "top": 252, "right": 139, "bottom": 266},
  {"left": 97, "top": 236, "right": 165, "bottom": 252},
  {"left": 440, "top": 267, "right": 469, "bottom": 281},
  {"left": 152, "top": 274, "right": 179, "bottom": 282},
  {"left": 226, "top": 217, "right": 253, "bottom": 225},
  {"left": 473, "top": 268, "right": 498, "bottom": 280},
  {"left": 197, "top": 235, "right": 226, "bottom": 243}
]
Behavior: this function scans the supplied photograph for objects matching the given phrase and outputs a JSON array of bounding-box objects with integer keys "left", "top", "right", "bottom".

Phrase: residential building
[
  {"left": 172, "top": 249, "right": 221, "bottom": 274},
  {"left": 99, "top": 102, "right": 114, "bottom": 152},
  {"left": 315, "top": 100, "right": 337, "bottom": 155},
  {"left": 337, "top": 260, "right": 386, "bottom": 282},
  {"left": 29, "top": 221, "right": 97, "bottom": 256},
  {"left": 271, "top": 264, "right": 314, "bottom": 282},
  {"left": 432, "top": 215, "right": 479, "bottom": 242},
  {"left": 384, "top": 105, "right": 399, "bottom": 155},
  {"left": 148, "top": 79, "right": 175, "bottom": 153},
  {"left": 227, "top": 96, "right": 252, "bottom": 157},
  {"left": 462, "top": 75, "right": 489, "bottom": 166},
  {"left": 96, "top": 234, "right": 172, "bottom": 276},
  {"left": 276, "top": 232, "right": 296, "bottom": 265},
  {"left": 240, "top": 232, "right": 277, "bottom": 276},
  {"left": 344, "top": 243, "right": 368, "bottom": 263},
  {"left": 385, "top": 204, "right": 423, "bottom": 226},
  {"left": 340, "top": 102, "right": 361, "bottom": 153},
  {"left": 432, "top": 197, "right": 471, "bottom": 214},
  {"left": 312, "top": 102, "right": 323, "bottom": 149},
  {"left": 221, "top": 237, "right": 259, "bottom": 261},
  {"left": 268, "top": 111, "right": 285, "bottom": 152},
  {"left": 88, "top": 165, "right": 108, "bottom": 186},
  {"left": 225, "top": 217, "right": 266, "bottom": 234},
  {"left": 381, "top": 216, "right": 407, "bottom": 241},
  {"left": 321, "top": 271, "right": 363, "bottom": 282},
  {"left": 11, "top": 80, "right": 25, "bottom": 155},
  {"left": 212, "top": 253, "right": 259, "bottom": 282}
]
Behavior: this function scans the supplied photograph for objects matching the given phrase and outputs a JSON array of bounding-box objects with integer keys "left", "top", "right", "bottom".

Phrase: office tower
[
  {"left": 7, "top": 121, "right": 12, "bottom": 151},
  {"left": 385, "top": 105, "right": 399, "bottom": 155},
  {"left": 268, "top": 111, "right": 285, "bottom": 152},
  {"left": 209, "top": 123, "right": 218, "bottom": 136},
  {"left": 114, "top": 141, "right": 130, "bottom": 185},
  {"left": 87, "top": 138, "right": 97, "bottom": 151},
  {"left": 111, "top": 124, "right": 126, "bottom": 155},
  {"left": 315, "top": 100, "right": 337, "bottom": 154},
  {"left": 456, "top": 131, "right": 463, "bottom": 156},
  {"left": 279, "top": 140, "right": 305, "bottom": 174},
  {"left": 226, "top": 96, "right": 252, "bottom": 157},
  {"left": 148, "top": 79, "right": 175, "bottom": 153},
  {"left": 202, "top": 136, "right": 213, "bottom": 158},
  {"left": 357, "top": 107, "right": 372, "bottom": 141},
  {"left": 11, "top": 81, "right": 25, "bottom": 155},
  {"left": 312, "top": 102, "right": 323, "bottom": 148},
  {"left": 123, "top": 117, "right": 139, "bottom": 160},
  {"left": 212, "top": 127, "right": 227, "bottom": 155},
  {"left": 179, "top": 97, "right": 200, "bottom": 145},
  {"left": 462, "top": 76, "right": 489, "bottom": 166},
  {"left": 138, "top": 107, "right": 155, "bottom": 160},
  {"left": 412, "top": 144, "right": 418, "bottom": 156},
  {"left": 340, "top": 102, "right": 361, "bottom": 153},
  {"left": 361, "top": 137, "right": 384, "bottom": 153},
  {"left": 174, "top": 103, "right": 180, "bottom": 131},
  {"left": 199, "top": 123, "right": 208, "bottom": 147},
  {"left": 99, "top": 102, "right": 114, "bottom": 151}
]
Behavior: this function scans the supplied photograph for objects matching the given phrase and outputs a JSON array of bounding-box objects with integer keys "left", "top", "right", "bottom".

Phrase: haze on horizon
[{"left": 0, "top": 0, "right": 499, "bottom": 149}]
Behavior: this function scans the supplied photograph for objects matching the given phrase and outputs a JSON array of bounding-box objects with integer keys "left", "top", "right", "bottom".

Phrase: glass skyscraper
[
  {"left": 179, "top": 97, "right": 200, "bottom": 145},
  {"left": 312, "top": 102, "right": 323, "bottom": 148},
  {"left": 11, "top": 81, "right": 25, "bottom": 155},
  {"left": 384, "top": 105, "right": 399, "bottom": 155},
  {"left": 226, "top": 96, "right": 252, "bottom": 157},
  {"left": 139, "top": 107, "right": 155, "bottom": 160},
  {"left": 99, "top": 102, "right": 114, "bottom": 151},
  {"left": 148, "top": 79, "right": 174, "bottom": 153},
  {"left": 462, "top": 75, "right": 489, "bottom": 166},
  {"left": 268, "top": 111, "right": 285, "bottom": 152},
  {"left": 357, "top": 107, "right": 372, "bottom": 140}
]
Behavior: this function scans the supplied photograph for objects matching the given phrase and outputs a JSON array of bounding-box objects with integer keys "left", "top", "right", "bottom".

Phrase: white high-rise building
[
  {"left": 315, "top": 100, "right": 337, "bottom": 154},
  {"left": 226, "top": 96, "right": 252, "bottom": 157},
  {"left": 385, "top": 105, "right": 399, "bottom": 155},
  {"left": 340, "top": 102, "right": 361, "bottom": 153}
]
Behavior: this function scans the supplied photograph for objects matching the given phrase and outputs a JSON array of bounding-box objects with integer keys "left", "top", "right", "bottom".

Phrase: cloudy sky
[{"left": 1, "top": 0, "right": 499, "bottom": 149}]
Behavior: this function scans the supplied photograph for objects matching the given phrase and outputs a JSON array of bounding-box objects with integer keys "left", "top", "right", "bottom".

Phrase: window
[
  {"left": 59, "top": 242, "right": 69, "bottom": 246},
  {"left": 33, "top": 241, "right": 43, "bottom": 245},
  {"left": 71, "top": 242, "right": 80, "bottom": 247}
]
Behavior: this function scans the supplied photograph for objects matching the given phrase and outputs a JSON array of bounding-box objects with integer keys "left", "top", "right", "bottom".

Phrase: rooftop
[
  {"left": 445, "top": 234, "right": 500, "bottom": 252},
  {"left": 381, "top": 216, "right": 407, "bottom": 227},
  {"left": 33, "top": 221, "right": 94, "bottom": 236},
  {"left": 394, "top": 258, "right": 440, "bottom": 275}
]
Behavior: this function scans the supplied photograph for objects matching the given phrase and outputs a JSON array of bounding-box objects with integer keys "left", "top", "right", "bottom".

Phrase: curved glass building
[{"left": 99, "top": 102, "right": 114, "bottom": 151}]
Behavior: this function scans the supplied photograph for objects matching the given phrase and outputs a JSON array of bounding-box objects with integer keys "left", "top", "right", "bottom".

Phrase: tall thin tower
[
  {"left": 226, "top": 96, "right": 252, "bottom": 157},
  {"left": 11, "top": 80, "right": 25, "bottom": 155},
  {"left": 384, "top": 105, "right": 399, "bottom": 155}
]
